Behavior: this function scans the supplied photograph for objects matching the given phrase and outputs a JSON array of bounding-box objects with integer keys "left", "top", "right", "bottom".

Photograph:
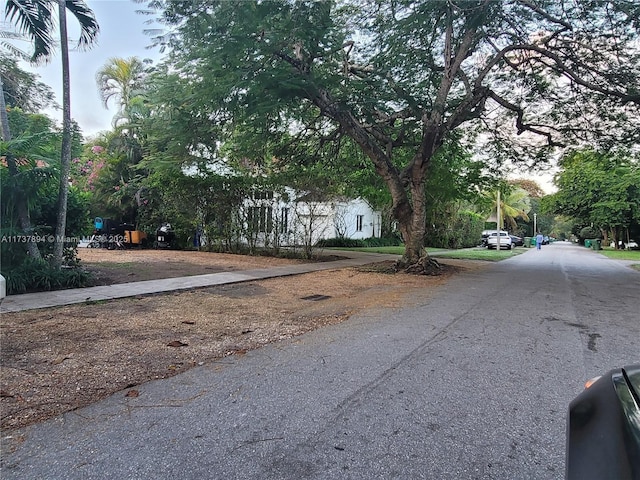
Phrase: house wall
[
  {"left": 238, "top": 192, "right": 381, "bottom": 247},
  {"left": 334, "top": 198, "right": 382, "bottom": 240}
]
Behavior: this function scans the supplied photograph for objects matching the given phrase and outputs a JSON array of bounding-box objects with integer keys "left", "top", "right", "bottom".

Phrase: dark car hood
[{"left": 566, "top": 365, "right": 640, "bottom": 480}]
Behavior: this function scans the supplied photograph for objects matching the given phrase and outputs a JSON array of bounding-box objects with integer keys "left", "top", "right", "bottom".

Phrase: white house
[{"left": 241, "top": 189, "right": 382, "bottom": 248}]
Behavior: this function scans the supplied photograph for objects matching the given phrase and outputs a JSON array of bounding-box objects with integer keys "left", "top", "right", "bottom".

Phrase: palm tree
[
  {"left": 96, "top": 56, "right": 147, "bottom": 127},
  {"left": 6, "top": 0, "right": 99, "bottom": 268},
  {"left": 482, "top": 187, "right": 531, "bottom": 232},
  {"left": 94, "top": 57, "right": 150, "bottom": 224}
]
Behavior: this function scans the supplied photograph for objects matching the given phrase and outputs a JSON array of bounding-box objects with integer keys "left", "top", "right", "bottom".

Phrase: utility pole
[{"left": 497, "top": 190, "right": 501, "bottom": 250}]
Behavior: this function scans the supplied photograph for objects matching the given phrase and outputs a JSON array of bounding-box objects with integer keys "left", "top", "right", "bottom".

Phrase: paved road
[{"left": 2, "top": 242, "right": 638, "bottom": 479}]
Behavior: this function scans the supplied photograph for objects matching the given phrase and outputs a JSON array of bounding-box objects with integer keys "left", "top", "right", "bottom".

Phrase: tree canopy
[
  {"left": 0, "top": 55, "right": 56, "bottom": 112},
  {"left": 542, "top": 150, "right": 640, "bottom": 243},
  {"left": 136, "top": 0, "right": 639, "bottom": 266}
]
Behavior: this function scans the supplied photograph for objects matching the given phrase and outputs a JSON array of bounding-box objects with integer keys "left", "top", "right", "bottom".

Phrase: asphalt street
[{"left": 2, "top": 242, "right": 638, "bottom": 479}]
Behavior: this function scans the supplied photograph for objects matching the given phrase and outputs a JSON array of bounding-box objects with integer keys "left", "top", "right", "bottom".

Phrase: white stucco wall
[
  {"left": 333, "top": 198, "right": 382, "bottom": 240},
  {"left": 236, "top": 192, "right": 382, "bottom": 247}
]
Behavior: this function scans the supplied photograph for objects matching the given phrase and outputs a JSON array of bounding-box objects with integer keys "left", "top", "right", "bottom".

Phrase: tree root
[{"left": 395, "top": 255, "right": 442, "bottom": 275}]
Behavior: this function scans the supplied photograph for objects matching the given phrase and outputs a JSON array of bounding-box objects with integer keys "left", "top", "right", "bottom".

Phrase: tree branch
[
  {"left": 487, "top": 90, "right": 565, "bottom": 147},
  {"left": 477, "top": 43, "right": 640, "bottom": 105},
  {"left": 445, "top": 86, "right": 489, "bottom": 131},
  {"left": 516, "top": 0, "right": 573, "bottom": 30}
]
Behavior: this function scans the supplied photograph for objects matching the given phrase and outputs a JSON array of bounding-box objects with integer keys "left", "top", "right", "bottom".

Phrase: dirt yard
[{"left": 1, "top": 248, "right": 487, "bottom": 431}]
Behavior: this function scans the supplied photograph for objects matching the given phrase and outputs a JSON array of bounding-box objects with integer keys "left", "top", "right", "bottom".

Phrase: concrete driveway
[{"left": 2, "top": 242, "right": 638, "bottom": 479}]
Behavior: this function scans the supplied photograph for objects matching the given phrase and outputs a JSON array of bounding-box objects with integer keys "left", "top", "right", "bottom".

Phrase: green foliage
[
  {"left": 79, "top": 131, "right": 148, "bottom": 224},
  {"left": 133, "top": 165, "right": 259, "bottom": 251},
  {"left": 3, "top": 256, "right": 91, "bottom": 295},
  {"left": 316, "top": 236, "right": 402, "bottom": 248},
  {"left": 544, "top": 150, "right": 640, "bottom": 240},
  {"left": 478, "top": 183, "right": 531, "bottom": 231},
  {"left": 96, "top": 57, "right": 148, "bottom": 122},
  {"left": 362, "top": 236, "right": 403, "bottom": 248},
  {"left": 316, "top": 238, "right": 364, "bottom": 248},
  {"left": 1, "top": 107, "right": 91, "bottom": 286},
  {"left": 425, "top": 211, "right": 485, "bottom": 249},
  {"left": 579, "top": 226, "right": 601, "bottom": 241},
  {"left": 32, "top": 184, "right": 92, "bottom": 239},
  {"left": 1, "top": 55, "right": 56, "bottom": 112}
]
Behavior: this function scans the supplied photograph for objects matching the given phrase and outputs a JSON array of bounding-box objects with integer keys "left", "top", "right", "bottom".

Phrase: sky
[{"left": 10, "top": 0, "right": 164, "bottom": 137}]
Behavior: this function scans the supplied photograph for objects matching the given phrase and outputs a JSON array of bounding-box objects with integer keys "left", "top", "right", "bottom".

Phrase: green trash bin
[
  {"left": 592, "top": 239, "right": 602, "bottom": 250},
  {"left": 530, "top": 237, "right": 537, "bottom": 247},
  {"left": 585, "top": 239, "right": 592, "bottom": 248},
  {"left": 524, "top": 237, "right": 531, "bottom": 248}
]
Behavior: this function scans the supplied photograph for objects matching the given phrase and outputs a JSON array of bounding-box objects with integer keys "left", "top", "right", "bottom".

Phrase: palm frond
[
  {"left": 0, "top": 39, "right": 32, "bottom": 61},
  {"left": 4, "top": 0, "right": 55, "bottom": 63},
  {"left": 63, "top": 0, "right": 99, "bottom": 49}
]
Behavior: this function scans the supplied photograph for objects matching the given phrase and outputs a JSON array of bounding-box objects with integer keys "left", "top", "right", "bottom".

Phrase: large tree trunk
[
  {"left": 52, "top": 0, "right": 72, "bottom": 269},
  {"left": 0, "top": 77, "right": 42, "bottom": 261},
  {"left": 390, "top": 170, "right": 441, "bottom": 275},
  {"left": 392, "top": 180, "right": 426, "bottom": 265}
]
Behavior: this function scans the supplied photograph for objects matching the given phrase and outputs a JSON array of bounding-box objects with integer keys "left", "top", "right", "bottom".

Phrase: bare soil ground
[{"left": 0, "top": 248, "right": 487, "bottom": 431}]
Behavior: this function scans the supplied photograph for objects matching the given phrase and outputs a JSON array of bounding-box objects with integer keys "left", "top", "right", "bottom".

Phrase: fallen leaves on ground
[{"left": 1, "top": 251, "right": 486, "bottom": 431}]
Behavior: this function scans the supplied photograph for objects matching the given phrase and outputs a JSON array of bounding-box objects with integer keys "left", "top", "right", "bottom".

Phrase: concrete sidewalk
[{"left": 0, "top": 251, "right": 400, "bottom": 313}]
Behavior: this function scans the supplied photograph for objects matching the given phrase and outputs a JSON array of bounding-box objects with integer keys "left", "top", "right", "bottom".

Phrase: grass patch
[
  {"left": 597, "top": 249, "right": 640, "bottom": 261},
  {"left": 91, "top": 262, "right": 137, "bottom": 269},
  {"left": 432, "top": 247, "right": 526, "bottom": 261},
  {"left": 598, "top": 248, "right": 640, "bottom": 270},
  {"left": 328, "top": 246, "right": 448, "bottom": 255},
  {"left": 84, "top": 299, "right": 107, "bottom": 305},
  {"left": 328, "top": 245, "right": 525, "bottom": 261}
]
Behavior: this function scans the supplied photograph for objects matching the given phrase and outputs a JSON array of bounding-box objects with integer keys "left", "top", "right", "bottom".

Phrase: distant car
[
  {"left": 486, "top": 231, "right": 513, "bottom": 250},
  {"left": 509, "top": 235, "right": 524, "bottom": 247},
  {"left": 543, "top": 235, "right": 550, "bottom": 245},
  {"left": 566, "top": 365, "right": 640, "bottom": 479},
  {"left": 609, "top": 240, "right": 639, "bottom": 250}
]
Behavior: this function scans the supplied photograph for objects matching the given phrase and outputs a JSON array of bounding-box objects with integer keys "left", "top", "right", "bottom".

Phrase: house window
[
  {"left": 249, "top": 206, "right": 273, "bottom": 233},
  {"left": 356, "top": 215, "right": 364, "bottom": 232},
  {"left": 253, "top": 190, "right": 274, "bottom": 200}
]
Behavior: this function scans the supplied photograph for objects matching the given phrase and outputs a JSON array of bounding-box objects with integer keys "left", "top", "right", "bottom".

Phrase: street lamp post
[{"left": 534, "top": 213, "right": 537, "bottom": 235}]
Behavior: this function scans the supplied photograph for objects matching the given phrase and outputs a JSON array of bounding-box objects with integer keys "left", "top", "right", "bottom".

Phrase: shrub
[
  {"left": 315, "top": 236, "right": 403, "bottom": 248},
  {"left": 315, "top": 238, "right": 365, "bottom": 248},
  {"left": 362, "top": 236, "right": 403, "bottom": 247},
  {"left": 425, "top": 211, "right": 484, "bottom": 249},
  {"left": 3, "top": 256, "right": 92, "bottom": 295},
  {"left": 578, "top": 226, "right": 601, "bottom": 242}
]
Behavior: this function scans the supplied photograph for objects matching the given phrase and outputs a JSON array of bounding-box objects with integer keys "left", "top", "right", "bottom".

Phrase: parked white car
[
  {"left": 486, "top": 231, "right": 514, "bottom": 250},
  {"left": 609, "top": 239, "right": 639, "bottom": 249}
]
